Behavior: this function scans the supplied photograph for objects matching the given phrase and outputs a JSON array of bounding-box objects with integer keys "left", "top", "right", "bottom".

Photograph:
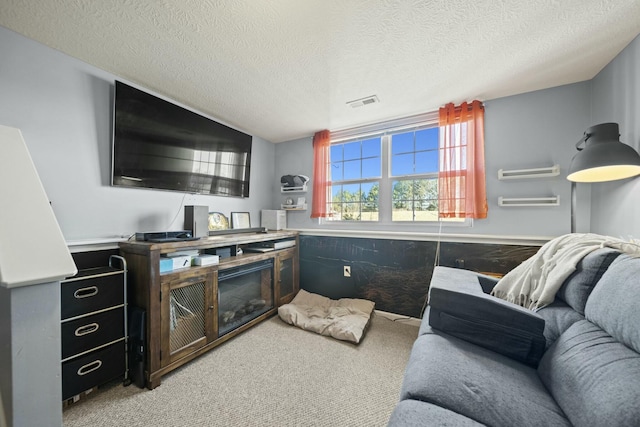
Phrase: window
[
  {"left": 329, "top": 137, "right": 381, "bottom": 221},
  {"left": 390, "top": 127, "right": 439, "bottom": 222},
  {"left": 325, "top": 114, "right": 465, "bottom": 224}
]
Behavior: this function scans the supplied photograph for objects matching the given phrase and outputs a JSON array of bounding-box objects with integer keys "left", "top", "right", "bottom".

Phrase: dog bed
[{"left": 277, "top": 289, "right": 375, "bottom": 343}]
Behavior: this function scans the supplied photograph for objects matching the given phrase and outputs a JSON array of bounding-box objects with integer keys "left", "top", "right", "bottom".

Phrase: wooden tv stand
[{"left": 119, "top": 230, "right": 299, "bottom": 389}]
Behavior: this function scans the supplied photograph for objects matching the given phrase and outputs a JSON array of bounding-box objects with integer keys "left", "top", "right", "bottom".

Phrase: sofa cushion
[
  {"left": 584, "top": 254, "right": 640, "bottom": 353},
  {"left": 538, "top": 320, "right": 640, "bottom": 427},
  {"left": 428, "top": 266, "right": 546, "bottom": 365},
  {"left": 387, "top": 399, "right": 485, "bottom": 427},
  {"left": 536, "top": 300, "right": 584, "bottom": 347},
  {"left": 400, "top": 333, "right": 570, "bottom": 427},
  {"left": 555, "top": 248, "right": 620, "bottom": 314}
]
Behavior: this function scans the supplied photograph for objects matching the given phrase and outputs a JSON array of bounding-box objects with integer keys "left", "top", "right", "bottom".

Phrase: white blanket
[
  {"left": 278, "top": 290, "right": 375, "bottom": 344},
  {"left": 490, "top": 233, "right": 640, "bottom": 310}
]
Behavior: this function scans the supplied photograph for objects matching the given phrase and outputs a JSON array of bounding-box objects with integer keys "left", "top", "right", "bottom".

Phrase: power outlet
[{"left": 343, "top": 266, "right": 351, "bottom": 277}]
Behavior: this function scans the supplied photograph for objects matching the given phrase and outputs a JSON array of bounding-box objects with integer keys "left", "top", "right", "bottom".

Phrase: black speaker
[
  {"left": 184, "top": 205, "right": 209, "bottom": 238},
  {"left": 128, "top": 306, "right": 146, "bottom": 389}
]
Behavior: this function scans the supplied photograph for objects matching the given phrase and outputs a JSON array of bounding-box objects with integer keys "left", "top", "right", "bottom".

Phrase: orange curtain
[
  {"left": 311, "top": 130, "right": 332, "bottom": 218},
  {"left": 438, "top": 100, "right": 488, "bottom": 219}
]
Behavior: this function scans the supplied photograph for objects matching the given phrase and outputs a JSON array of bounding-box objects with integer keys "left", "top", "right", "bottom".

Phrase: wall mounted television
[{"left": 111, "top": 81, "right": 252, "bottom": 197}]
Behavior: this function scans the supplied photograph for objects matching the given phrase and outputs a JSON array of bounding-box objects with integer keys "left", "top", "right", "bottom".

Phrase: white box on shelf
[
  {"left": 261, "top": 209, "right": 287, "bottom": 230},
  {"left": 193, "top": 254, "right": 220, "bottom": 266},
  {"left": 166, "top": 255, "right": 191, "bottom": 270}
]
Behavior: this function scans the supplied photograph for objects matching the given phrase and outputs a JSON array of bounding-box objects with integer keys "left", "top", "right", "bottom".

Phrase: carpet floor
[{"left": 63, "top": 313, "right": 418, "bottom": 427}]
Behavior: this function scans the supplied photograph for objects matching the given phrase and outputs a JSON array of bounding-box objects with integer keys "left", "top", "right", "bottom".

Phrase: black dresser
[{"left": 60, "top": 255, "right": 127, "bottom": 401}]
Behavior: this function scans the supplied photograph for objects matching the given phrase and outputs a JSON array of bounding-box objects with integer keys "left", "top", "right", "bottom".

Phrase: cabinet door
[
  {"left": 276, "top": 248, "right": 299, "bottom": 305},
  {"left": 160, "top": 269, "right": 216, "bottom": 366}
]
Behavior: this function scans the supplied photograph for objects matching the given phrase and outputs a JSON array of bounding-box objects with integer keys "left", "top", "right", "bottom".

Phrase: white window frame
[{"left": 322, "top": 112, "right": 472, "bottom": 228}]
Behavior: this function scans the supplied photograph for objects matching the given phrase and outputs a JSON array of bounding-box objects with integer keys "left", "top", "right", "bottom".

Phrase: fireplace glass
[{"left": 218, "top": 259, "right": 274, "bottom": 336}]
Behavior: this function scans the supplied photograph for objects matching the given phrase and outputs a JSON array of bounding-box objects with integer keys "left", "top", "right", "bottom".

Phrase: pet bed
[{"left": 277, "top": 289, "right": 375, "bottom": 343}]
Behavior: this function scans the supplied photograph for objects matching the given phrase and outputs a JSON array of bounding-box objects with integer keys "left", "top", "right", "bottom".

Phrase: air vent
[{"left": 346, "top": 95, "right": 379, "bottom": 108}]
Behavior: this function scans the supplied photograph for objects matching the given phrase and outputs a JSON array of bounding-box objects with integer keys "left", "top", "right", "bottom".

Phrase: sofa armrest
[{"left": 428, "top": 266, "right": 546, "bottom": 366}]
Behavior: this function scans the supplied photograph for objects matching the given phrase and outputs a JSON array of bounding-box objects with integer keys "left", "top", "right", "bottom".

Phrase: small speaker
[{"left": 184, "top": 205, "right": 209, "bottom": 238}]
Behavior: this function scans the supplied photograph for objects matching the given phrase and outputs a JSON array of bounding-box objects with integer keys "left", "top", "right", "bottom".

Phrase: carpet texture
[{"left": 63, "top": 314, "right": 418, "bottom": 427}]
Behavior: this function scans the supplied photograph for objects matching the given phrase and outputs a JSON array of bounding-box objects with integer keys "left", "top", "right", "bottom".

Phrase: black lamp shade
[{"left": 567, "top": 123, "right": 640, "bottom": 182}]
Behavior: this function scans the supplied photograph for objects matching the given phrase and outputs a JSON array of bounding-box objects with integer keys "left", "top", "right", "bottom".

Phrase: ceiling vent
[{"left": 346, "top": 95, "right": 379, "bottom": 108}]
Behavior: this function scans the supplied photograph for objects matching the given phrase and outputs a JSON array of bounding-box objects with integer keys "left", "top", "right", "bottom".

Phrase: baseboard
[{"left": 374, "top": 310, "right": 421, "bottom": 327}]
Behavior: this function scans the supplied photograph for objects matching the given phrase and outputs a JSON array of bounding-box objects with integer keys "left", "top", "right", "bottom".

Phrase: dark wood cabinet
[
  {"left": 275, "top": 248, "right": 299, "bottom": 305},
  {"left": 161, "top": 268, "right": 216, "bottom": 366},
  {"left": 119, "top": 231, "right": 299, "bottom": 389}
]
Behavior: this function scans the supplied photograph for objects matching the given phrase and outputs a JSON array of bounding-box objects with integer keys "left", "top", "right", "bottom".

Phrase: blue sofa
[{"left": 388, "top": 248, "right": 640, "bottom": 426}]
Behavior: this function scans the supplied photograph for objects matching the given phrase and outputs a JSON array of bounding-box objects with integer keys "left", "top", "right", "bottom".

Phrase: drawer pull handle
[
  {"left": 77, "top": 360, "right": 102, "bottom": 376},
  {"left": 75, "top": 323, "right": 100, "bottom": 336},
  {"left": 74, "top": 286, "right": 98, "bottom": 299}
]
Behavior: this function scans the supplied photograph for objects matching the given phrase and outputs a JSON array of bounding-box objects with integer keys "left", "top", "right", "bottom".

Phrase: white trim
[
  {"left": 64, "top": 230, "right": 552, "bottom": 253},
  {"left": 294, "top": 228, "right": 551, "bottom": 246},
  {"left": 331, "top": 111, "right": 439, "bottom": 142},
  {"left": 66, "top": 237, "right": 128, "bottom": 253}
]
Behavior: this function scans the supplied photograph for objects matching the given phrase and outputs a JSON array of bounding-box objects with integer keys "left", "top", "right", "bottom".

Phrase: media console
[{"left": 119, "top": 230, "right": 299, "bottom": 389}]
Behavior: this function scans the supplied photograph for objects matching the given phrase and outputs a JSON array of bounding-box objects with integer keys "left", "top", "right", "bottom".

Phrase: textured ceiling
[{"left": 1, "top": 1, "right": 639, "bottom": 143}]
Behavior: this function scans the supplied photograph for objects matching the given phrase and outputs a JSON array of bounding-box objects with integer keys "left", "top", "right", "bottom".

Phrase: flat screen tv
[{"left": 111, "top": 81, "right": 252, "bottom": 197}]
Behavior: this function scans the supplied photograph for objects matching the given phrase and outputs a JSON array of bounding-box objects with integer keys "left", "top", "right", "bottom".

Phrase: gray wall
[
  {"left": 589, "top": 34, "right": 640, "bottom": 237},
  {"left": 0, "top": 26, "right": 276, "bottom": 242},
  {"left": 276, "top": 82, "right": 592, "bottom": 237},
  {"left": 2, "top": 24, "right": 638, "bottom": 243}
]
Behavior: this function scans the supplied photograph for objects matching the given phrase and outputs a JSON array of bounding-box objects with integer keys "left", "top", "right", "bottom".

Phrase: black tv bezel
[{"left": 111, "top": 81, "right": 252, "bottom": 197}]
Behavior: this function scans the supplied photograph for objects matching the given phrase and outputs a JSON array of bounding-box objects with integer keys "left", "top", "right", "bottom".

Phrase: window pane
[
  {"left": 331, "top": 184, "right": 343, "bottom": 199},
  {"left": 391, "top": 132, "right": 413, "bottom": 155},
  {"left": 330, "top": 145, "right": 343, "bottom": 162},
  {"left": 343, "top": 141, "right": 361, "bottom": 160},
  {"left": 362, "top": 157, "right": 380, "bottom": 178},
  {"left": 391, "top": 153, "right": 414, "bottom": 176},
  {"left": 343, "top": 159, "right": 361, "bottom": 180},
  {"left": 361, "top": 182, "right": 379, "bottom": 219},
  {"left": 391, "top": 178, "right": 438, "bottom": 222},
  {"left": 415, "top": 150, "right": 438, "bottom": 174},
  {"left": 416, "top": 128, "right": 438, "bottom": 151},
  {"left": 362, "top": 138, "right": 381, "bottom": 158},
  {"left": 330, "top": 161, "right": 343, "bottom": 181}
]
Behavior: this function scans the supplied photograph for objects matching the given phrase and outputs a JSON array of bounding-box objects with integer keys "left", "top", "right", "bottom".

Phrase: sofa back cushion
[
  {"left": 538, "top": 320, "right": 640, "bottom": 426},
  {"left": 555, "top": 248, "right": 620, "bottom": 315},
  {"left": 536, "top": 300, "right": 584, "bottom": 348},
  {"left": 585, "top": 253, "right": 640, "bottom": 353}
]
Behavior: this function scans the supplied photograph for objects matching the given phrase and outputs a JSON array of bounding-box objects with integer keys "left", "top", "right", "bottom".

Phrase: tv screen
[{"left": 111, "top": 81, "right": 252, "bottom": 197}]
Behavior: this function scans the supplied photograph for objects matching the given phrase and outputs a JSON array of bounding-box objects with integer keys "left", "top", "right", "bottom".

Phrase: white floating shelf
[
  {"left": 281, "top": 203, "right": 307, "bottom": 211},
  {"left": 498, "top": 196, "right": 560, "bottom": 207},
  {"left": 498, "top": 164, "right": 560, "bottom": 180},
  {"left": 281, "top": 184, "right": 307, "bottom": 193}
]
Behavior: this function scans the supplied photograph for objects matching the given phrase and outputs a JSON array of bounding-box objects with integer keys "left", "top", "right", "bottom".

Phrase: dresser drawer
[
  {"left": 62, "top": 342, "right": 125, "bottom": 400},
  {"left": 61, "top": 307, "right": 125, "bottom": 360},
  {"left": 61, "top": 272, "right": 124, "bottom": 320}
]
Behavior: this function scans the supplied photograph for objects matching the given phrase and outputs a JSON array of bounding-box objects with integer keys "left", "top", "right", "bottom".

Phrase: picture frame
[{"left": 230, "top": 212, "right": 251, "bottom": 229}]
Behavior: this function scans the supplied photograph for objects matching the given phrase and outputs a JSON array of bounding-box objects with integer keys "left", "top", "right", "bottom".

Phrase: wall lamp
[{"left": 567, "top": 122, "right": 640, "bottom": 232}]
